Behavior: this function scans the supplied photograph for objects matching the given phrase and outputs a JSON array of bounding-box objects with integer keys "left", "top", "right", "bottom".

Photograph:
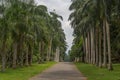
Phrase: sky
[{"left": 35, "top": 0, "right": 74, "bottom": 53}]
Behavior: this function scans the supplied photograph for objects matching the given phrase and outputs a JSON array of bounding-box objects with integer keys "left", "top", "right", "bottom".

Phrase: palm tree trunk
[
  {"left": 38, "top": 42, "right": 41, "bottom": 64},
  {"left": 41, "top": 41, "right": 45, "bottom": 62},
  {"left": 54, "top": 47, "right": 60, "bottom": 62},
  {"left": 47, "top": 38, "right": 52, "bottom": 61},
  {"left": 1, "top": 40, "right": 6, "bottom": 72},
  {"left": 87, "top": 33, "right": 90, "bottom": 63},
  {"left": 98, "top": 27, "right": 102, "bottom": 68},
  {"left": 29, "top": 46, "right": 33, "bottom": 65},
  {"left": 106, "top": 20, "right": 113, "bottom": 70},
  {"left": 90, "top": 28, "right": 93, "bottom": 64},
  {"left": 103, "top": 19, "right": 107, "bottom": 68},
  {"left": 85, "top": 37, "right": 88, "bottom": 63},
  {"left": 12, "top": 42, "right": 17, "bottom": 69},
  {"left": 95, "top": 27, "right": 99, "bottom": 66},
  {"left": 82, "top": 34, "right": 86, "bottom": 62},
  {"left": 90, "top": 27, "right": 95, "bottom": 64},
  {"left": 93, "top": 27, "right": 95, "bottom": 64},
  {"left": 25, "top": 46, "right": 29, "bottom": 66},
  {"left": 87, "top": 32, "right": 91, "bottom": 63},
  {"left": 19, "top": 35, "right": 24, "bottom": 67}
]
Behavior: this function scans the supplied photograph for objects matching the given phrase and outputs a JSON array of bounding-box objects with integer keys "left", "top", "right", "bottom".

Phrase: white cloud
[{"left": 35, "top": 0, "right": 74, "bottom": 53}]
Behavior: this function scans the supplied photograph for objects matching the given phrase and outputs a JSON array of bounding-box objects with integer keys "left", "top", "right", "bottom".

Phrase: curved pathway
[{"left": 29, "top": 62, "right": 87, "bottom": 80}]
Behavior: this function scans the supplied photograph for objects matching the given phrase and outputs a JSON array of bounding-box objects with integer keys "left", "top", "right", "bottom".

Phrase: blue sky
[{"left": 35, "top": 0, "right": 74, "bottom": 53}]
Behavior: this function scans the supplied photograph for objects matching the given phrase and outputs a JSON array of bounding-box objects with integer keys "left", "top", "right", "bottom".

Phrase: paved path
[{"left": 29, "top": 62, "right": 87, "bottom": 80}]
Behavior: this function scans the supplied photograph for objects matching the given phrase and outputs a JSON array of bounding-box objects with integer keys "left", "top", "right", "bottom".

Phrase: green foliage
[
  {"left": 69, "top": 0, "right": 120, "bottom": 63},
  {"left": 69, "top": 37, "right": 83, "bottom": 61},
  {"left": 0, "top": 0, "right": 66, "bottom": 71}
]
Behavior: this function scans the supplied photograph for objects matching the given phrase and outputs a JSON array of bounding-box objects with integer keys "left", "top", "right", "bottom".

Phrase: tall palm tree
[
  {"left": 0, "top": 0, "right": 67, "bottom": 72},
  {"left": 69, "top": 0, "right": 119, "bottom": 70}
]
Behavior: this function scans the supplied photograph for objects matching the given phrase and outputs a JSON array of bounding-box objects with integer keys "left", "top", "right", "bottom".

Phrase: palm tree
[
  {"left": 69, "top": 0, "right": 119, "bottom": 70},
  {"left": 0, "top": 0, "right": 67, "bottom": 72},
  {"left": 0, "top": 0, "right": 10, "bottom": 72}
]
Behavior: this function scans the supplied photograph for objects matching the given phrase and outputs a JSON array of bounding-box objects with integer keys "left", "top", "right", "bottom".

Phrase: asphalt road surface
[{"left": 29, "top": 62, "right": 87, "bottom": 80}]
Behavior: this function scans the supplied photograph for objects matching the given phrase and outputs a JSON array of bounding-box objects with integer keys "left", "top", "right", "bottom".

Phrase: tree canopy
[
  {"left": 69, "top": 0, "right": 120, "bottom": 70},
  {"left": 0, "top": 0, "right": 67, "bottom": 72}
]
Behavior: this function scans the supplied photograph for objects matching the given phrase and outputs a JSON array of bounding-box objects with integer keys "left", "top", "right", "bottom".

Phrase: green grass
[
  {"left": 0, "top": 62, "right": 56, "bottom": 80},
  {"left": 75, "top": 63, "right": 120, "bottom": 80}
]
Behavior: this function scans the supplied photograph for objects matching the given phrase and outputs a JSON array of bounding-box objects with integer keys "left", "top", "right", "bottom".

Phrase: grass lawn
[
  {"left": 75, "top": 63, "right": 120, "bottom": 80},
  {"left": 0, "top": 62, "right": 56, "bottom": 80}
]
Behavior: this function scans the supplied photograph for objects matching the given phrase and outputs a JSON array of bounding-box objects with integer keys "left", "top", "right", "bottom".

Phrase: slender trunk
[
  {"left": 54, "top": 47, "right": 60, "bottom": 62},
  {"left": 88, "top": 31, "right": 91, "bottom": 63},
  {"left": 83, "top": 32, "right": 86, "bottom": 62},
  {"left": 19, "top": 35, "right": 24, "bottom": 67},
  {"left": 94, "top": 27, "right": 96, "bottom": 65},
  {"left": 106, "top": 20, "right": 113, "bottom": 70},
  {"left": 41, "top": 41, "right": 44, "bottom": 62},
  {"left": 92, "top": 27, "right": 95, "bottom": 64},
  {"left": 98, "top": 27, "right": 102, "bottom": 68},
  {"left": 85, "top": 37, "right": 88, "bottom": 63},
  {"left": 51, "top": 48, "right": 54, "bottom": 61},
  {"left": 46, "top": 47, "right": 49, "bottom": 61},
  {"left": 25, "top": 46, "right": 29, "bottom": 66},
  {"left": 95, "top": 27, "right": 99, "bottom": 66},
  {"left": 38, "top": 42, "right": 41, "bottom": 64},
  {"left": 12, "top": 42, "right": 17, "bottom": 69},
  {"left": 89, "top": 31, "right": 92, "bottom": 64},
  {"left": 90, "top": 28, "right": 95, "bottom": 64},
  {"left": 47, "top": 38, "right": 52, "bottom": 61},
  {"left": 29, "top": 46, "right": 33, "bottom": 65},
  {"left": 87, "top": 32, "right": 90, "bottom": 63},
  {"left": 103, "top": 19, "right": 107, "bottom": 67},
  {"left": 90, "top": 28, "right": 93, "bottom": 64},
  {"left": 1, "top": 40, "right": 6, "bottom": 72}
]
